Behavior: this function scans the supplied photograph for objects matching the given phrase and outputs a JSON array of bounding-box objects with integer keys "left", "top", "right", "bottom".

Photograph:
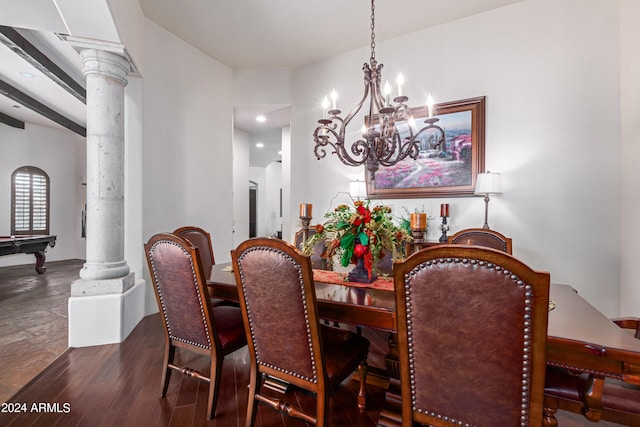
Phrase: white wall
[
  {"left": 233, "top": 67, "right": 291, "bottom": 244},
  {"left": 249, "top": 167, "right": 266, "bottom": 236},
  {"left": 233, "top": 127, "right": 250, "bottom": 248},
  {"left": 249, "top": 162, "right": 282, "bottom": 237},
  {"left": 0, "top": 123, "right": 85, "bottom": 268},
  {"left": 265, "top": 161, "right": 282, "bottom": 237},
  {"left": 281, "top": 125, "right": 291, "bottom": 239},
  {"left": 106, "top": 0, "right": 145, "bottom": 75},
  {"left": 619, "top": 0, "right": 640, "bottom": 316},
  {"left": 142, "top": 19, "right": 234, "bottom": 267},
  {"left": 123, "top": 76, "right": 145, "bottom": 283},
  {"left": 234, "top": 68, "right": 291, "bottom": 105},
  {"left": 290, "top": 0, "right": 625, "bottom": 316}
]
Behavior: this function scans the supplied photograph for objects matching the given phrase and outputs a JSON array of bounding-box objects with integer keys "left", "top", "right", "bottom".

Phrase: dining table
[{"left": 208, "top": 262, "right": 640, "bottom": 427}]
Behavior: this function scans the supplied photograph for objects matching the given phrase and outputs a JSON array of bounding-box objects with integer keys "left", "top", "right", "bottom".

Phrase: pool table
[{"left": 0, "top": 235, "right": 57, "bottom": 274}]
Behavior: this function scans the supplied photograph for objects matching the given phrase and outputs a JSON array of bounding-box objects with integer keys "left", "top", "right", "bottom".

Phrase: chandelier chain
[{"left": 370, "top": 0, "right": 376, "bottom": 62}]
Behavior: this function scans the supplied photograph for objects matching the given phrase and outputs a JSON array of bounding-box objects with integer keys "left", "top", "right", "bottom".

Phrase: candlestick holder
[
  {"left": 439, "top": 216, "right": 450, "bottom": 243},
  {"left": 300, "top": 215, "right": 312, "bottom": 245},
  {"left": 411, "top": 229, "right": 426, "bottom": 240}
]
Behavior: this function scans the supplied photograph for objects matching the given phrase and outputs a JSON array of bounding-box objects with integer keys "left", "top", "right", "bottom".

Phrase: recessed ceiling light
[
  {"left": 19, "top": 71, "right": 34, "bottom": 78},
  {"left": 278, "top": 150, "right": 282, "bottom": 155},
  {"left": 256, "top": 142, "right": 264, "bottom": 148},
  {"left": 256, "top": 115, "right": 266, "bottom": 123}
]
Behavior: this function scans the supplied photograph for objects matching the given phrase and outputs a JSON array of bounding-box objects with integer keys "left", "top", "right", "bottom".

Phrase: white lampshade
[
  {"left": 350, "top": 180, "right": 367, "bottom": 200},
  {"left": 474, "top": 172, "right": 502, "bottom": 195}
]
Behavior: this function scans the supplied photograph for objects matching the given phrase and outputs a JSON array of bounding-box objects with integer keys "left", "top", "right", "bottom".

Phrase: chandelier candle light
[{"left": 313, "top": 0, "right": 445, "bottom": 180}]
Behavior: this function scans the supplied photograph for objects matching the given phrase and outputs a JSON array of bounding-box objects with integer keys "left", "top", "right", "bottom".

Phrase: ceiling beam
[
  {"left": 0, "top": 26, "right": 86, "bottom": 104},
  {"left": 0, "top": 110, "right": 25, "bottom": 129},
  {"left": 0, "top": 79, "right": 85, "bottom": 136}
]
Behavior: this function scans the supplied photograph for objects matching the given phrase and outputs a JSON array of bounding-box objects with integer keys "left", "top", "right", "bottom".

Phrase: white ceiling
[
  {"left": 137, "top": 0, "right": 522, "bottom": 69},
  {"left": 0, "top": 0, "right": 522, "bottom": 166}
]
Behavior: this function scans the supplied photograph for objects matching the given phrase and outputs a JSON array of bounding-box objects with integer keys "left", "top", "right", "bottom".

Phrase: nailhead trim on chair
[
  {"left": 404, "top": 257, "right": 533, "bottom": 427},
  {"left": 237, "top": 245, "right": 318, "bottom": 383},
  {"left": 148, "top": 240, "right": 212, "bottom": 350}
]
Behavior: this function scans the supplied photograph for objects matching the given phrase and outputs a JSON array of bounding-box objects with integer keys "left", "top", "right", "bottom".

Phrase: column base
[
  {"left": 71, "top": 273, "right": 135, "bottom": 296},
  {"left": 79, "top": 261, "right": 131, "bottom": 281},
  {"left": 68, "top": 278, "right": 146, "bottom": 347}
]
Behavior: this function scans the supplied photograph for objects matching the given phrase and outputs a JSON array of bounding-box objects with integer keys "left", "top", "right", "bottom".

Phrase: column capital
[
  {"left": 62, "top": 35, "right": 138, "bottom": 75},
  {"left": 80, "top": 49, "right": 130, "bottom": 86}
]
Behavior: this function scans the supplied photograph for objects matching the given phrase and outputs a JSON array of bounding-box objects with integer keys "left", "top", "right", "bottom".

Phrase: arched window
[{"left": 11, "top": 166, "right": 50, "bottom": 235}]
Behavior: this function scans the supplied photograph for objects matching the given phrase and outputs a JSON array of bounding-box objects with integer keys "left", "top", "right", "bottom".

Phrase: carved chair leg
[
  {"left": 357, "top": 360, "right": 368, "bottom": 410},
  {"left": 316, "top": 390, "right": 329, "bottom": 427},
  {"left": 161, "top": 344, "right": 175, "bottom": 396},
  {"left": 207, "top": 355, "right": 223, "bottom": 419},
  {"left": 245, "top": 370, "right": 261, "bottom": 427}
]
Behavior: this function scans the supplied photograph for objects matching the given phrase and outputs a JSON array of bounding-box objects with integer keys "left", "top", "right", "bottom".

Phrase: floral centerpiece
[{"left": 302, "top": 200, "right": 412, "bottom": 283}]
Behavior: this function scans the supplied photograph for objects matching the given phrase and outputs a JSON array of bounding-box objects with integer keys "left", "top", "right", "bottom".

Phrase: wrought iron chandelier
[{"left": 313, "top": 0, "right": 445, "bottom": 180}]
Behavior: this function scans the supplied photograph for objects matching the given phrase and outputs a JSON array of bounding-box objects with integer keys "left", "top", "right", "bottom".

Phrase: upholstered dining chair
[
  {"left": 174, "top": 226, "right": 216, "bottom": 276},
  {"left": 544, "top": 317, "right": 640, "bottom": 426},
  {"left": 393, "top": 245, "right": 550, "bottom": 427},
  {"left": 293, "top": 226, "right": 332, "bottom": 270},
  {"left": 175, "top": 225, "right": 235, "bottom": 307},
  {"left": 448, "top": 227, "right": 513, "bottom": 254},
  {"left": 231, "top": 237, "right": 370, "bottom": 427},
  {"left": 144, "top": 233, "right": 247, "bottom": 419}
]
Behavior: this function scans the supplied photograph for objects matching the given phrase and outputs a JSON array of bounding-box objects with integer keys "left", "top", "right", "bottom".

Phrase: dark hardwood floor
[
  {"left": 1, "top": 311, "right": 391, "bottom": 426},
  {"left": 0, "top": 259, "right": 619, "bottom": 426}
]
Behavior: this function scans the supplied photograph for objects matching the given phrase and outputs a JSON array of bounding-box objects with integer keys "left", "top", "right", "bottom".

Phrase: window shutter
[
  {"left": 13, "top": 172, "right": 31, "bottom": 232},
  {"left": 32, "top": 174, "right": 47, "bottom": 231},
  {"left": 11, "top": 167, "right": 50, "bottom": 235}
]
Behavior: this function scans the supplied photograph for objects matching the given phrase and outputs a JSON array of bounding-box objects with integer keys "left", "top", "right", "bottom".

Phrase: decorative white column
[
  {"left": 69, "top": 47, "right": 145, "bottom": 347},
  {"left": 74, "top": 49, "right": 133, "bottom": 292}
]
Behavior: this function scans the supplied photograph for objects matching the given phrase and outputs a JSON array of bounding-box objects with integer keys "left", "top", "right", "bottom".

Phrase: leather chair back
[
  {"left": 145, "top": 232, "right": 247, "bottom": 419},
  {"left": 234, "top": 238, "right": 323, "bottom": 382},
  {"left": 175, "top": 226, "right": 215, "bottom": 276},
  {"left": 146, "top": 233, "right": 214, "bottom": 349},
  {"left": 232, "top": 237, "right": 370, "bottom": 426},
  {"left": 448, "top": 227, "right": 513, "bottom": 254},
  {"left": 394, "top": 245, "right": 550, "bottom": 427}
]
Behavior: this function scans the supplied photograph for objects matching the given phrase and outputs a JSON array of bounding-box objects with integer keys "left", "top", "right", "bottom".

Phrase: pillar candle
[
  {"left": 410, "top": 212, "right": 427, "bottom": 230},
  {"left": 299, "top": 203, "right": 312, "bottom": 218},
  {"left": 440, "top": 203, "right": 449, "bottom": 217}
]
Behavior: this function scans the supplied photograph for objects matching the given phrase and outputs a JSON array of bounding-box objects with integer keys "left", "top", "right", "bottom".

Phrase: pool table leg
[{"left": 34, "top": 252, "right": 47, "bottom": 274}]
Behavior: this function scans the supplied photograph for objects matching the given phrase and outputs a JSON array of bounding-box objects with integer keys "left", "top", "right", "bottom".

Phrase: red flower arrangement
[{"left": 302, "top": 200, "right": 411, "bottom": 281}]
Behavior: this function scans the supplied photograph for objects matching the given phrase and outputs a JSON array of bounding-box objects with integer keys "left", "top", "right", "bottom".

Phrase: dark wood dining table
[{"left": 208, "top": 262, "right": 640, "bottom": 426}]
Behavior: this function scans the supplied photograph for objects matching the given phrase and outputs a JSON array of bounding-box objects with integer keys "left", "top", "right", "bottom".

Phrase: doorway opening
[{"left": 249, "top": 180, "right": 257, "bottom": 238}]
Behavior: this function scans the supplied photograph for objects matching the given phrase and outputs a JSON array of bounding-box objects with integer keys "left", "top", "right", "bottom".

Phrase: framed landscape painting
[{"left": 366, "top": 96, "right": 485, "bottom": 199}]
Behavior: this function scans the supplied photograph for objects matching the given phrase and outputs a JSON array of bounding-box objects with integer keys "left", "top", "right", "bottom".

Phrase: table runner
[{"left": 312, "top": 269, "right": 394, "bottom": 291}]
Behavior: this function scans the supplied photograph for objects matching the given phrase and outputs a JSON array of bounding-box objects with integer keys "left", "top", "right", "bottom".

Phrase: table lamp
[{"left": 474, "top": 172, "right": 502, "bottom": 229}]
